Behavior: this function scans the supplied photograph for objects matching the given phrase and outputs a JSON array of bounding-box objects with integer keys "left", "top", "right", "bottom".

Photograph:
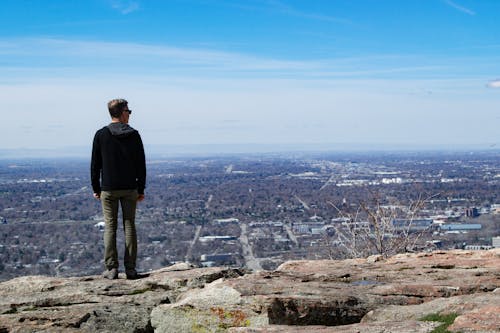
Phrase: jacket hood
[{"left": 107, "top": 123, "right": 136, "bottom": 137}]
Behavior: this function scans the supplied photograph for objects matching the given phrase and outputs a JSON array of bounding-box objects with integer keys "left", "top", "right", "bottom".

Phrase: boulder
[
  {"left": 0, "top": 249, "right": 498, "bottom": 332},
  {"left": 363, "top": 291, "right": 500, "bottom": 333},
  {"left": 228, "top": 321, "right": 440, "bottom": 333},
  {"left": 0, "top": 266, "right": 244, "bottom": 332},
  {"left": 151, "top": 279, "right": 268, "bottom": 332}
]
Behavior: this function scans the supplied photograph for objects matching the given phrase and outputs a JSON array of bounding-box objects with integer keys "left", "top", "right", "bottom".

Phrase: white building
[
  {"left": 213, "top": 218, "right": 239, "bottom": 224},
  {"left": 492, "top": 236, "right": 500, "bottom": 248}
]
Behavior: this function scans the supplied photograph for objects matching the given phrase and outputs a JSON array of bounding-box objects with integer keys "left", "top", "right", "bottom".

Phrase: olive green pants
[{"left": 100, "top": 190, "right": 138, "bottom": 271}]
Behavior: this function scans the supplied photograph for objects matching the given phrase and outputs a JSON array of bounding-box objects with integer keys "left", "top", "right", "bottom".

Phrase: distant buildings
[
  {"left": 392, "top": 219, "right": 433, "bottom": 232},
  {"left": 213, "top": 218, "right": 239, "bottom": 224},
  {"left": 199, "top": 235, "right": 237, "bottom": 242},
  {"left": 292, "top": 223, "right": 326, "bottom": 235},
  {"left": 464, "top": 245, "right": 493, "bottom": 250},
  {"left": 381, "top": 177, "right": 403, "bottom": 184},
  {"left": 200, "top": 253, "right": 235, "bottom": 266},
  {"left": 465, "top": 207, "right": 479, "bottom": 218},
  {"left": 439, "top": 224, "right": 482, "bottom": 231},
  {"left": 93, "top": 221, "right": 105, "bottom": 230},
  {"left": 341, "top": 221, "right": 370, "bottom": 233}
]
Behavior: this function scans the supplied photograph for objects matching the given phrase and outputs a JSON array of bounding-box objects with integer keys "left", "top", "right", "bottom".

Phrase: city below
[{"left": 0, "top": 150, "right": 499, "bottom": 281}]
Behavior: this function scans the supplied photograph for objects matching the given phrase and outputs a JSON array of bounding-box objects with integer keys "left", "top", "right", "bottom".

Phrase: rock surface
[
  {"left": 0, "top": 249, "right": 499, "bottom": 332},
  {"left": 227, "top": 321, "right": 441, "bottom": 333}
]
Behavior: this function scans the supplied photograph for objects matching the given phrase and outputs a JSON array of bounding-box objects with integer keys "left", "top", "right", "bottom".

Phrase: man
[{"left": 91, "top": 98, "right": 146, "bottom": 280}]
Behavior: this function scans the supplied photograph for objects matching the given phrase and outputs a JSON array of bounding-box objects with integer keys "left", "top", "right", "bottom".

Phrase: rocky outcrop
[
  {"left": 0, "top": 263, "right": 245, "bottom": 332},
  {"left": 1, "top": 250, "right": 499, "bottom": 332},
  {"left": 362, "top": 291, "right": 500, "bottom": 333}
]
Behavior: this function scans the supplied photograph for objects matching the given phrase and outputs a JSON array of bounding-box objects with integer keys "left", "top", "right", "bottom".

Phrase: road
[
  {"left": 284, "top": 223, "right": 299, "bottom": 247},
  {"left": 205, "top": 194, "right": 213, "bottom": 209},
  {"left": 294, "top": 195, "right": 310, "bottom": 211},
  {"left": 185, "top": 225, "right": 202, "bottom": 263},
  {"left": 239, "top": 223, "right": 262, "bottom": 271},
  {"left": 320, "top": 174, "right": 335, "bottom": 191}
]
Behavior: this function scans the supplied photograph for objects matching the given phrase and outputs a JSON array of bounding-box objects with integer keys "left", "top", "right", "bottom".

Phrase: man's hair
[{"left": 108, "top": 99, "right": 128, "bottom": 118}]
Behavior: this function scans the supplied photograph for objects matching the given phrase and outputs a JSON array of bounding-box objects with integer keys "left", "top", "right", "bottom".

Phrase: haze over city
[{"left": 0, "top": 0, "right": 499, "bottom": 154}]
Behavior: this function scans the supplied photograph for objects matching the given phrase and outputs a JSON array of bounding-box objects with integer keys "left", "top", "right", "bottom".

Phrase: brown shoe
[
  {"left": 103, "top": 268, "right": 118, "bottom": 280},
  {"left": 125, "top": 269, "right": 139, "bottom": 280}
]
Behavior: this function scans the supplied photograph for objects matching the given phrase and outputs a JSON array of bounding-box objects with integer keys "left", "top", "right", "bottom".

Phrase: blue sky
[{"left": 0, "top": 0, "right": 499, "bottom": 152}]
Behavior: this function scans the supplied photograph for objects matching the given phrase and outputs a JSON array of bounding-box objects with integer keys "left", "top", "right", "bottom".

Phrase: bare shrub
[{"left": 327, "top": 193, "right": 438, "bottom": 258}]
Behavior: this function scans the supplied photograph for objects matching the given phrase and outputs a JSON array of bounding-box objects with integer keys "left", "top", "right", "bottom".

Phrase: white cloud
[
  {"left": 1, "top": 38, "right": 498, "bottom": 149},
  {"left": 443, "top": 0, "right": 475, "bottom": 15},
  {"left": 0, "top": 38, "right": 315, "bottom": 71},
  {"left": 487, "top": 79, "right": 500, "bottom": 88},
  {"left": 110, "top": 0, "right": 140, "bottom": 15},
  {"left": 0, "top": 74, "right": 497, "bottom": 150},
  {"left": 0, "top": 38, "right": 451, "bottom": 83},
  {"left": 266, "top": 0, "right": 351, "bottom": 24},
  {"left": 211, "top": 0, "right": 350, "bottom": 24}
]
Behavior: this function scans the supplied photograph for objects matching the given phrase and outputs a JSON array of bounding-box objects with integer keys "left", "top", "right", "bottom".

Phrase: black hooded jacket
[{"left": 91, "top": 123, "right": 146, "bottom": 194}]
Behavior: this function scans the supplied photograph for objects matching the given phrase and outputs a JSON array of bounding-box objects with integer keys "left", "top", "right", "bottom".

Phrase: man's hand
[
  {"left": 137, "top": 194, "right": 145, "bottom": 202},
  {"left": 93, "top": 193, "right": 100, "bottom": 199}
]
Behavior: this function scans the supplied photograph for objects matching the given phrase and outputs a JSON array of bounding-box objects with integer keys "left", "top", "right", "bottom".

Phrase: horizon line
[{"left": 0, "top": 143, "right": 498, "bottom": 160}]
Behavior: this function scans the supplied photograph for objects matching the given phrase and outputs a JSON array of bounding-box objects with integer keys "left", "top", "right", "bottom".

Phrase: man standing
[{"left": 91, "top": 99, "right": 146, "bottom": 280}]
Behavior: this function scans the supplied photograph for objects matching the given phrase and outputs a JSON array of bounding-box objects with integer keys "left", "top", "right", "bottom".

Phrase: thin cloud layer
[
  {"left": 0, "top": 38, "right": 465, "bottom": 82},
  {"left": 212, "top": 0, "right": 350, "bottom": 24},
  {"left": 443, "top": 0, "right": 475, "bottom": 15},
  {"left": 110, "top": 0, "right": 140, "bottom": 14},
  {"left": 266, "top": 0, "right": 351, "bottom": 24},
  {"left": 487, "top": 79, "right": 500, "bottom": 88}
]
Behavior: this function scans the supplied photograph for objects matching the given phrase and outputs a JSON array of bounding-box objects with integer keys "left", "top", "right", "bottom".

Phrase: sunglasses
[{"left": 124, "top": 109, "right": 132, "bottom": 114}]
